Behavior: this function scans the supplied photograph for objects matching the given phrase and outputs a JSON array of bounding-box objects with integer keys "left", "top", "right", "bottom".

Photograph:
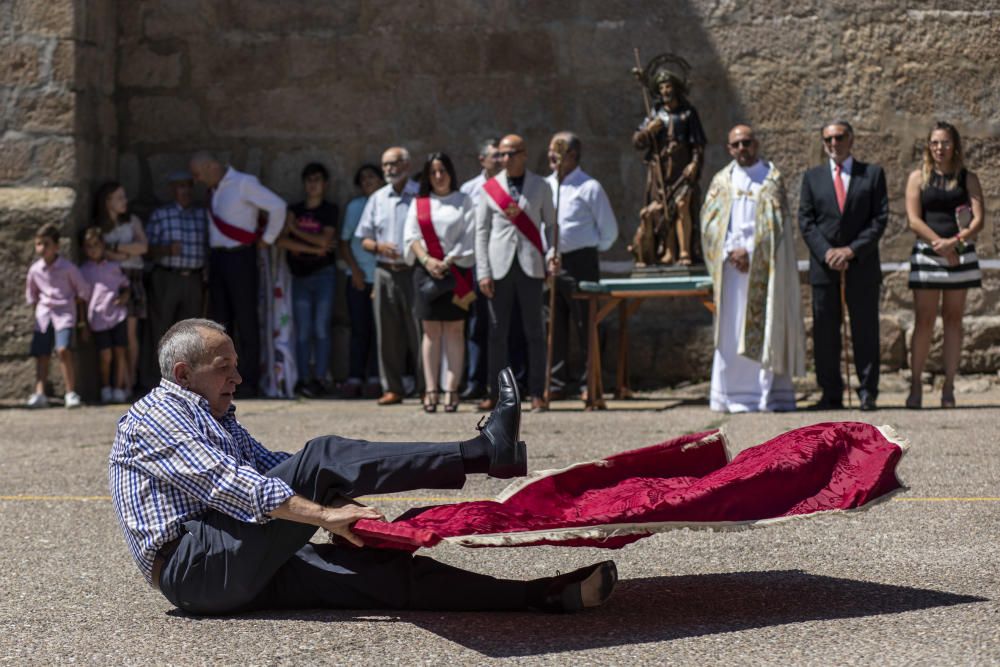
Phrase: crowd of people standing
[{"left": 23, "top": 121, "right": 986, "bottom": 412}]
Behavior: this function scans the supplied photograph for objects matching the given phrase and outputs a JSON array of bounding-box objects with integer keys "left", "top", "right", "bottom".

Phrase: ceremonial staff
[
  {"left": 631, "top": 48, "right": 672, "bottom": 234},
  {"left": 543, "top": 138, "right": 568, "bottom": 404},
  {"left": 840, "top": 267, "right": 852, "bottom": 408}
]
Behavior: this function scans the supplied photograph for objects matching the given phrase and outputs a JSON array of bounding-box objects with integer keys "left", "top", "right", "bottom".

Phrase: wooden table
[{"left": 573, "top": 276, "right": 714, "bottom": 410}]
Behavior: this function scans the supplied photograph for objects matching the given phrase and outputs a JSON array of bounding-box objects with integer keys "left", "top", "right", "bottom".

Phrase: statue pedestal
[{"left": 630, "top": 263, "right": 707, "bottom": 279}]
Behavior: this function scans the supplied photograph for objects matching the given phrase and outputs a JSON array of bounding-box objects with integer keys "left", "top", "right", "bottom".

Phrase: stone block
[
  {"left": 12, "top": 90, "right": 75, "bottom": 134},
  {"left": 11, "top": 0, "right": 74, "bottom": 37},
  {"left": 50, "top": 39, "right": 75, "bottom": 83},
  {"left": 0, "top": 140, "right": 35, "bottom": 184},
  {"left": 118, "top": 44, "right": 183, "bottom": 89},
  {"left": 188, "top": 38, "right": 290, "bottom": 91},
  {"left": 483, "top": 30, "right": 556, "bottom": 75},
  {"left": 31, "top": 139, "right": 77, "bottom": 185},
  {"left": 127, "top": 96, "right": 203, "bottom": 144},
  {"left": 0, "top": 41, "right": 41, "bottom": 86}
]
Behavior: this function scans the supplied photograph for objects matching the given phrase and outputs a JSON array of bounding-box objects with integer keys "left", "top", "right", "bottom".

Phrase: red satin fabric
[{"left": 353, "top": 422, "right": 905, "bottom": 551}]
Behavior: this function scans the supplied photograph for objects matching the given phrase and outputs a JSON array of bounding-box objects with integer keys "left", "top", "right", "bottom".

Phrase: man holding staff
[{"left": 798, "top": 121, "right": 888, "bottom": 411}]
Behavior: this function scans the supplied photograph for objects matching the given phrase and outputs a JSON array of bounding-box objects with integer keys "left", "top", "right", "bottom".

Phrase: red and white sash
[
  {"left": 209, "top": 188, "right": 264, "bottom": 245},
  {"left": 416, "top": 197, "right": 475, "bottom": 309},
  {"left": 482, "top": 177, "right": 545, "bottom": 257}
]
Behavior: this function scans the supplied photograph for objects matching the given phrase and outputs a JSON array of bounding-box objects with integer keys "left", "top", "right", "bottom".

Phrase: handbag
[{"left": 416, "top": 264, "right": 456, "bottom": 302}]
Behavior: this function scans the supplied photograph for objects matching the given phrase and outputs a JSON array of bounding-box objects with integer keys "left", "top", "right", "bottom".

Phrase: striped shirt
[{"left": 109, "top": 380, "right": 295, "bottom": 584}]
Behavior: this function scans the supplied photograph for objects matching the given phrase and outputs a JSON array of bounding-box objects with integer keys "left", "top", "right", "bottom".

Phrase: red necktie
[{"left": 834, "top": 163, "right": 847, "bottom": 213}]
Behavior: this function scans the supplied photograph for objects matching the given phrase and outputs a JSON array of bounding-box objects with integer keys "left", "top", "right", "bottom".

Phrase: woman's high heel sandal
[
  {"left": 941, "top": 387, "right": 956, "bottom": 409},
  {"left": 444, "top": 391, "right": 459, "bottom": 413},
  {"left": 423, "top": 391, "right": 439, "bottom": 413},
  {"left": 905, "top": 387, "right": 922, "bottom": 409}
]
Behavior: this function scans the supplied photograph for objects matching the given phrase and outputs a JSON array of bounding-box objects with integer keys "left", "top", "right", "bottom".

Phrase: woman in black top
[{"left": 904, "top": 122, "right": 985, "bottom": 408}]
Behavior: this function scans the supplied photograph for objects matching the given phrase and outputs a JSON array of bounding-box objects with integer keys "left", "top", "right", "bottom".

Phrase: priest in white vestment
[{"left": 700, "top": 125, "right": 806, "bottom": 412}]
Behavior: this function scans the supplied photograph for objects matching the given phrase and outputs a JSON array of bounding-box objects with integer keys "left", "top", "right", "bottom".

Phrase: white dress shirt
[
  {"left": 461, "top": 172, "right": 494, "bottom": 210},
  {"left": 829, "top": 156, "right": 853, "bottom": 196},
  {"left": 544, "top": 167, "right": 618, "bottom": 253},
  {"left": 209, "top": 167, "right": 287, "bottom": 248},
  {"left": 724, "top": 160, "right": 771, "bottom": 256},
  {"left": 402, "top": 191, "right": 476, "bottom": 268},
  {"left": 354, "top": 179, "right": 419, "bottom": 266}
]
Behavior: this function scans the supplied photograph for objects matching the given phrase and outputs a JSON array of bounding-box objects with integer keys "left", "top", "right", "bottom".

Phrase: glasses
[
  {"left": 381, "top": 159, "right": 406, "bottom": 168},
  {"left": 728, "top": 139, "right": 753, "bottom": 148},
  {"left": 497, "top": 150, "right": 524, "bottom": 158},
  {"left": 823, "top": 133, "right": 849, "bottom": 144}
]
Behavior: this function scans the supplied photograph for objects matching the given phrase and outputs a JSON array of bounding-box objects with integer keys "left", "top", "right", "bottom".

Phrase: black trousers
[
  {"left": 209, "top": 246, "right": 259, "bottom": 394},
  {"left": 549, "top": 247, "right": 601, "bottom": 394},
  {"left": 811, "top": 280, "right": 880, "bottom": 401},
  {"left": 159, "top": 436, "right": 529, "bottom": 615},
  {"left": 487, "top": 261, "right": 546, "bottom": 399},
  {"left": 149, "top": 267, "right": 205, "bottom": 372}
]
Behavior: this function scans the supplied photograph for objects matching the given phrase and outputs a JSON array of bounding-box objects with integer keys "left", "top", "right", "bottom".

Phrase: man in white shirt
[
  {"left": 700, "top": 125, "right": 805, "bottom": 413},
  {"left": 544, "top": 132, "right": 618, "bottom": 399},
  {"left": 355, "top": 146, "right": 422, "bottom": 405},
  {"left": 458, "top": 138, "right": 501, "bottom": 400},
  {"left": 189, "top": 151, "right": 288, "bottom": 398}
]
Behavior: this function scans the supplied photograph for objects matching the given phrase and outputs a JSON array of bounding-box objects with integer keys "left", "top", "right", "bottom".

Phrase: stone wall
[
  {"left": 2, "top": 0, "right": 1000, "bottom": 397},
  {"left": 1, "top": 0, "right": 116, "bottom": 396}
]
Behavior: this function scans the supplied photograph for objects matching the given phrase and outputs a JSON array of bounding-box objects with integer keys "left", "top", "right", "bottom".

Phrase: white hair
[{"left": 157, "top": 318, "right": 226, "bottom": 378}]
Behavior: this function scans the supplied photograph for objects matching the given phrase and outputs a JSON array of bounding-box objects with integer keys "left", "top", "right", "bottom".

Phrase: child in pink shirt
[
  {"left": 25, "top": 223, "right": 91, "bottom": 408},
  {"left": 80, "top": 227, "right": 131, "bottom": 404}
]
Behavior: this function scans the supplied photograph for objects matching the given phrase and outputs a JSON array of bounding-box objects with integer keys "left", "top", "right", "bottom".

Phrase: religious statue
[{"left": 629, "top": 52, "right": 707, "bottom": 267}]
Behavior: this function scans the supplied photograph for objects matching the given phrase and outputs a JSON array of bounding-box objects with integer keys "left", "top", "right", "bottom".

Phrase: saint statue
[{"left": 630, "top": 54, "right": 707, "bottom": 266}]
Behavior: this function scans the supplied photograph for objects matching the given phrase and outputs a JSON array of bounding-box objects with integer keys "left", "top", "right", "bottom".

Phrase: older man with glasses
[
  {"left": 475, "top": 134, "right": 556, "bottom": 412},
  {"left": 355, "top": 147, "right": 422, "bottom": 405},
  {"left": 798, "top": 121, "right": 889, "bottom": 411}
]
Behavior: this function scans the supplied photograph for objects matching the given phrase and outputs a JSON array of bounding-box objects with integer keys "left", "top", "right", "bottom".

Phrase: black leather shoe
[
  {"left": 806, "top": 397, "right": 844, "bottom": 411},
  {"left": 475, "top": 367, "right": 526, "bottom": 478},
  {"left": 859, "top": 392, "right": 877, "bottom": 412},
  {"left": 536, "top": 561, "right": 618, "bottom": 613},
  {"left": 460, "top": 384, "right": 486, "bottom": 401}
]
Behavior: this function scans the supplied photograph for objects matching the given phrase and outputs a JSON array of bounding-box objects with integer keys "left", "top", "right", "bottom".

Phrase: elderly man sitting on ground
[{"left": 109, "top": 318, "right": 616, "bottom": 615}]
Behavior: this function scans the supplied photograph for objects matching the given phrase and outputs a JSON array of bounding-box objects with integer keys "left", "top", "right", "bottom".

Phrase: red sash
[
  {"left": 209, "top": 188, "right": 263, "bottom": 245},
  {"left": 482, "top": 177, "right": 545, "bottom": 257},
  {"left": 416, "top": 197, "right": 475, "bottom": 309}
]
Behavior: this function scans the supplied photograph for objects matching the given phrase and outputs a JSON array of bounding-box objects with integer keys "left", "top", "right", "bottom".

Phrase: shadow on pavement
[{"left": 175, "top": 569, "right": 986, "bottom": 657}]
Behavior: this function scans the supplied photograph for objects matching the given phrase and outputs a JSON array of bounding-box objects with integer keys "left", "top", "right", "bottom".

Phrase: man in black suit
[{"left": 799, "top": 121, "right": 888, "bottom": 411}]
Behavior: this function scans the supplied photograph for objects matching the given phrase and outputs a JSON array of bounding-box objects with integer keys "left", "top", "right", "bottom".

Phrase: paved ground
[{"left": 1, "top": 386, "right": 998, "bottom": 665}]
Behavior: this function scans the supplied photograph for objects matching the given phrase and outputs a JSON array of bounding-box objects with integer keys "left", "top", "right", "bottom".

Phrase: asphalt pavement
[{"left": 1, "top": 386, "right": 997, "bottom": 665}]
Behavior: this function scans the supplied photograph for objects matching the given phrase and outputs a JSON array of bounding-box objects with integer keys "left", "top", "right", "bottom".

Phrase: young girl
[
  {"left": 80, "top": 227, "right": 131, "bottom": 404},
  {"left": 94, "top": 181, "right": 148, "bottom": 392},
  {"left": 25, "top": 223, "right": 91, "bottom": 408}
]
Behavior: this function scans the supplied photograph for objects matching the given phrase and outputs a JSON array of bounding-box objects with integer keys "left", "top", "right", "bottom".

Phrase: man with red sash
[
  {"left": 475, "top": 135, "right": 557, "bottom": 412},
  {"left": 189, "top": 151, "right": 288, "bottom": 398}
]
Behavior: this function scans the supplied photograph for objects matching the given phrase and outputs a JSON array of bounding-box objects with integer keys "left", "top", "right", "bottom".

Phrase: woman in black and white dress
[{"left": 904, "top": 121, "right": 985, "bottom": 408}]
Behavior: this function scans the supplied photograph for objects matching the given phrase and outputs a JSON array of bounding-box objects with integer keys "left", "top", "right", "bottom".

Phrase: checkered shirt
[
  {"left": 146, "top": 203, "right": 209, "bottom": 269},
  {"left": 109, "top": 380, "right": 294, "bottom": 584}
]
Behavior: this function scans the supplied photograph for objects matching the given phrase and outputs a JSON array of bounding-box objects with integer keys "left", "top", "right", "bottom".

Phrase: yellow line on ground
[{"left": 2, "top": 495, "right": 1000, "bottom": 504}]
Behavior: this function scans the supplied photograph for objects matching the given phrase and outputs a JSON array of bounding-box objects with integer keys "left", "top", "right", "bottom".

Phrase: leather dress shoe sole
[{"left": 542, "top": 560, "right": 618, "bottom": 613}]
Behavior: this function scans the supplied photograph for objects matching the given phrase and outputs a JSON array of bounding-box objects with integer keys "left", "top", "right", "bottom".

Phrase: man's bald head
[
  {"left": 189, "top": 151, "right": 225, "bottom": 188},
  {"left": 498, "top": 134, "right": 527, "bottom": 177},
  {"left": 726, "top": 124, "right": 759, "bottom": 167}
]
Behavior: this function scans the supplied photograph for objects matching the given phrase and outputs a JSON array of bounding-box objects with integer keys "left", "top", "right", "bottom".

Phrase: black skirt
[{"left": 413, "top": 265, "right": 470, "bottom": 321}]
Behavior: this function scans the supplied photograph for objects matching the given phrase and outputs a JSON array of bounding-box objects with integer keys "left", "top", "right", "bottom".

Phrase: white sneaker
[
  {"left": 26, "top": 393, "right": 48, "bottom": 409},
  {"left": 100, "top": 386, "right": 114, "bottom": 404},
  {"left": 112, "top": 388, "right": 128, "bottom": 403},
  {"left": 64, "top": 391, "right": 82, "bottom": 409}
]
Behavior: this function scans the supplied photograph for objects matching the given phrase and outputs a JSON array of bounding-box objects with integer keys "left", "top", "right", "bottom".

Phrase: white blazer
[{"left": 474, "top": 170, "right": 556, "bottom": 280}]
